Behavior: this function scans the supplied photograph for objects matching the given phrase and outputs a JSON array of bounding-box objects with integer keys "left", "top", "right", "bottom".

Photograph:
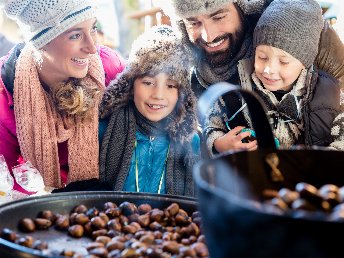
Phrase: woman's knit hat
[
  {"left": 0, "top": 0, "right": 96, "bottom": 49},
  {"left": 157, "top": 0, "right": 268, "bottom": 20},
  {"left": 253, "top": 0, "right": 324, "bottom": 68},
  {"left": 100, "top": 25, "right": 197, "bottom": 141}
]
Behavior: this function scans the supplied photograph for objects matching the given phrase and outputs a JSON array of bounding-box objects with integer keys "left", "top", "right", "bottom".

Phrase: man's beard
[{"left": 193, "top": 29, "right": 244, "bottom": 68}]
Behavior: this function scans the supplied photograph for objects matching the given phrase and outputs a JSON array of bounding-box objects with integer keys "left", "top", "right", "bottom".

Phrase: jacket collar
[
  {"left": 1, "top": 43, "right": 25, "bottom": 100},
  {"left": 238, "top": 58, "right": 255, "bottom": 91}
]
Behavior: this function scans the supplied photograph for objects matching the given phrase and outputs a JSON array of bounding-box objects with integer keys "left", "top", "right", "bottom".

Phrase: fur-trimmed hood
[{"left": 99, "top": 25, "right": 198, "bottom": 143}]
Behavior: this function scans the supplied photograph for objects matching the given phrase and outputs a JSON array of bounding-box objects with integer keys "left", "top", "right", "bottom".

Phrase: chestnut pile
[
  {"left": 262, "top": 182, "right": 344, "bottom": 221},
  {"left": 0, "top": 201, "right": 209, "bottom": 258}
]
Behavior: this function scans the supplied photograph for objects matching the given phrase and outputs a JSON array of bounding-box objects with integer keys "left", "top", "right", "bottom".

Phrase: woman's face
[
  {"left": 254, "top": 45, "right": 305, "bottom": 92},
  {"left": 39, "top": 18, "right": 98, "bottom": 87},
  {"left": 133, "top": 72, "right": 179, "bottom": 122}
]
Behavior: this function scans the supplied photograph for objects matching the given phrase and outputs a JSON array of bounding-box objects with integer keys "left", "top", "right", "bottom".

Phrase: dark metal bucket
[{"left": 194, "top": 83, "right": 344, "bottom": 258}]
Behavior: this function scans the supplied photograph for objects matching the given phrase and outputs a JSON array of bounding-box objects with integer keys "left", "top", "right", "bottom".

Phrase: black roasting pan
[{"left": 0, "top": 191, "right": 198, "bottom": 257}]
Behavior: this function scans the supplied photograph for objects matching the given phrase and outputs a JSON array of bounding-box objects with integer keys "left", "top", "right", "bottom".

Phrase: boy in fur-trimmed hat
[
  {"left": 206, "top": 0, "right": 344, "bottom": 156},
  {"left": 99, "top": 25, "right": 200, "bottom": 197}
]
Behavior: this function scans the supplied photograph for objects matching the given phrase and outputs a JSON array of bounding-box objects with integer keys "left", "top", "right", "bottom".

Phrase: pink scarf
[{"left": 13, "top": 45, "right": 105, "bottom": 188}]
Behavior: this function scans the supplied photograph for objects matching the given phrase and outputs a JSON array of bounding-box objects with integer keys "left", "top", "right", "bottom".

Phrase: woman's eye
[
  {"left": 70, "top": 33, "right": 82, "bottom": 40},
  {"left": 91, "top": 25, "right": 98, "bottom": 33},
  {"left": 280, "top": 61, "right": 289, "bottom": 65}
]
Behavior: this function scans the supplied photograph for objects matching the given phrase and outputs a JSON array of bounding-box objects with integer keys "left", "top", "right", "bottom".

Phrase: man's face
[{"left": 182, "top": 3, "right": 244, "bottom": 67}]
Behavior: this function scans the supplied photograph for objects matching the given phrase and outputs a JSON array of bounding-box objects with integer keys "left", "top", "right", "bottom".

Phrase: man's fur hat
[{"left": 158, "top": 0, "right": 268, "bottom": 20}]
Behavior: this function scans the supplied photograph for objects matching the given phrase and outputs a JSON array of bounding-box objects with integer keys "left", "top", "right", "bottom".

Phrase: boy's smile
[
  {"left": 134, "top": 73, "right": 179, "bottom": 122},
  {"left": 254, "top": 45, "right": 305, "bottom": 92}
]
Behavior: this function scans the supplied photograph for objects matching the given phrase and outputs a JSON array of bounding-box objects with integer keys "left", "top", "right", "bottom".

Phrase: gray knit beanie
[
  {"left": 157, "top": 0, "right": 267, "bottom": 20},
  {"left": 0, "top": 0, "right": 96, "bottom": 49},
  {"left": 253, "top": 0, "right": 324, "bottom": 68}
]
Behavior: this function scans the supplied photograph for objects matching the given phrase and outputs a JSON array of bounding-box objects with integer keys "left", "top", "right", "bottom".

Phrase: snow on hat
[
  {"left": 157, "top": 0, "right": 267, "bottom": 20},
  {"left": 100, "top": 25, "right": 194, "bottom": 121}
]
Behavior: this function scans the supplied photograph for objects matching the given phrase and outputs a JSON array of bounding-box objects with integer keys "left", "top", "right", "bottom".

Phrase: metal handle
[{"left": 198, "top": 82, "right": 277, "bottom": 151}]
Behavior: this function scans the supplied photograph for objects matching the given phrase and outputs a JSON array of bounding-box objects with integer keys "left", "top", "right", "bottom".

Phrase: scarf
[
  {"left": 13, "top": 45, "right": 105, "bottom": 188},
  {"left": 99, "top": 102, "right": 195, "bottom": 196},
  {"left": 251, "top": 69, "right": 309, "bottom": 148},
  {"left": 195, "top": 31, "right": 254, "bottom": 87}
]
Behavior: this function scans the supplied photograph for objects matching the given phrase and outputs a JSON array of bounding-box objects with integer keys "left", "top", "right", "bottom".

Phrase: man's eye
[
  {"left": 213, "top": 15, "right": 226, "bottom": 21},
  {"left": 186, "top": 21, "right": 200, "bottom": 27},
  {"left": 258, "top": 56, "right": 268, "bottom": 61},
  {"left": 280, "top": 61, "right": 289, "bottom": 65}
]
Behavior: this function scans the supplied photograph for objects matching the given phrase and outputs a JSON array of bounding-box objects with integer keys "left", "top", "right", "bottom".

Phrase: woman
[{"left": 0, "top": 0, "right": 125, "bottom": 192}]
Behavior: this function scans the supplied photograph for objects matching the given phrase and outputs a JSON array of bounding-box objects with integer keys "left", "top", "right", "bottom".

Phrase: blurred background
[{"left": 0, "top": 0, "right": 343, "bottom": 59}]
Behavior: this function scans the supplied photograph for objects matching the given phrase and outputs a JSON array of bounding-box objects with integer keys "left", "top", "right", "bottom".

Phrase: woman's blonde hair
[{"left": 52, "top": 78, "right": 100, "bottom": 120}]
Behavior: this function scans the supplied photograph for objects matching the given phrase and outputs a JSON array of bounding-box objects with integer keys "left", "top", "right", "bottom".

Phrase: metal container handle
[{"left": 198, "top": 82, "right": 277, "bottom": 152}]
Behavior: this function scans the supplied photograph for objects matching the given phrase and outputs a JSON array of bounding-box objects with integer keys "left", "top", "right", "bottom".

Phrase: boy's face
[
  {"left": 133, "top": 72, "right": 179, "bottom": 122},
  {"left": 254, "top": 45, "right": 305, "bottom": 92},
  {"left": 182, "top": 3, "right": 244, "bottom": 67}
]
